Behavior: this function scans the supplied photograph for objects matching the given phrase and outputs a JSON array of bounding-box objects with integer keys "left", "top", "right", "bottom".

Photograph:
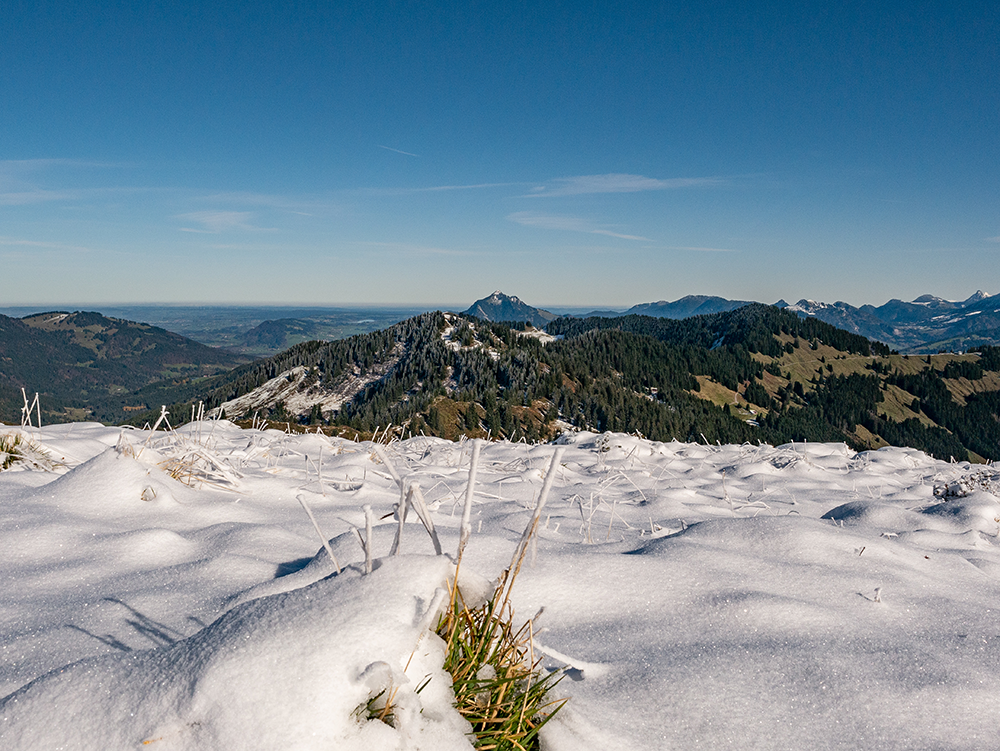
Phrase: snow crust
[{"left": 2, "top": 421, "right": 1000, "bottom": 749}]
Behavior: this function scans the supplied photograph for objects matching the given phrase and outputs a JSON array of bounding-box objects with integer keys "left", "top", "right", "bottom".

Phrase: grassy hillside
[{"left": 0, "top": 311, "right": 247, "bottom": 424}]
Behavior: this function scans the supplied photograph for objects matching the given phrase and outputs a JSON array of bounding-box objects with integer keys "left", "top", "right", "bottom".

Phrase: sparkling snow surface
[{"left": 1, "top": 422, "right": 1000, "bottom": 749}]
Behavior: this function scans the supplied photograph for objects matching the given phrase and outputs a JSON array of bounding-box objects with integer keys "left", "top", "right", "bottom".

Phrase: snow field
[{"left": 0, "top": 421, "right": 999, "bottom": 749}]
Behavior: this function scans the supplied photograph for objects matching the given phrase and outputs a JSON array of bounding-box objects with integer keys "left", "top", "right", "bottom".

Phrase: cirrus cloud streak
[
  {"left": 508, "top": 211, "right": 651, "bottom": 241},
  {"left": 667, "top": 246, "right": 739, "bottom": 252},
  {"left": 527, "top": 173, "right": 721, "bottom": 197},
  {"left": 175, "top": 211, "right": 276, "bottom": 234},
  {"left": 0, "top": 236, "right": 92, "bottom": 253}
]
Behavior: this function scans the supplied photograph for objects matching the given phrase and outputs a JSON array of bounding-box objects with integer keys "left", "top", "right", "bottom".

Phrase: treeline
[
  {"left": 754, "top": 370, "right": 972, "bottom": 460},
  {"left": 886, "top": 362, "right": 1000, "bottom": 461},
  {"left": 971, "top": 345, "right": 1000, "bottom": 371},
  {"left": 548, "top": 304, "right": 890, "bottom": 359},
  {"left": 203, "top": 312, "right": 449, "bottom": 409},
  {"left": 333, "top": 318, "right": 766, "bottom": 445}
]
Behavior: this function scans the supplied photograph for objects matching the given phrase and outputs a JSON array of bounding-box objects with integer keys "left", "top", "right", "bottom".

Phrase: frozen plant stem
[
  {"left": 372, "top": 444, "right": 403, "bottom": 488},
  {"left": 407, "top": 484, "right": 443, "bottom": 555},
  {"left": 510, "top": 447, "right": 565, "bottom": 573},
  {"left": 296, "top": 494, "right": 341, "bottom": 574},
  {"left": 459, "top": 439, "right": 481, "bottom": 558},
  {"left": 364, "top": 504, "right": 374, "bottom": 574},
  {"left": 390, "top": 486, "right": 408, "bottom": 556},
  {"left": 138, "top": 407, "right": 171, "bottom": 458}
]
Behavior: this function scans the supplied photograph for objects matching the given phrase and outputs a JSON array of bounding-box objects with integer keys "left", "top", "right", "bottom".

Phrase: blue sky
[{"left": 2, "top": 0, "right": 998, "bottom": 308}]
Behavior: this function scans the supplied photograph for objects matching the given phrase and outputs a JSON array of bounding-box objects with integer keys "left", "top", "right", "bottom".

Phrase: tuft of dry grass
[
  {"left": 437, "top": 566, "right": 565, "bottom": 750},
  {"left": 0, "top": 433, "right": 60, "bottom": 472},
  {"left": 0, "top": 433, "right": 23, "bottom": 471},
  {"left": 353, "top": 442, "right": 566, "bottom": 747},
  {"left": 438, "top": 447, "right": 568, "bottom": 749}
]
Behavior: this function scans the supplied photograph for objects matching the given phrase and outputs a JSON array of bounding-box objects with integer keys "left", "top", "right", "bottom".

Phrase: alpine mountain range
[{"left": 464, "top": 290, "right": 1000, "bottom": 354}]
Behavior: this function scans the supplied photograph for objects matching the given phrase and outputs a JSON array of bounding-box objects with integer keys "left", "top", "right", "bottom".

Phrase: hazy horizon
[{"left": 1, "top": 285, "right": 997, "bottom": 319}]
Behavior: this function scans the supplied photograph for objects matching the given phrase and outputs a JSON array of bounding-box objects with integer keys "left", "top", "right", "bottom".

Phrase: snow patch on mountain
[{"left": 209, "top": 344, "right": 405, "bottom": 420}]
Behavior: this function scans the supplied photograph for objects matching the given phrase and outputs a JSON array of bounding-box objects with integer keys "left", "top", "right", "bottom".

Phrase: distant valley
[
  {"left": 6, "top": 288, "right": 995, "bottom": 360},
  {"left": 0, "top": 305, "right": 433, "bottom": 358}
]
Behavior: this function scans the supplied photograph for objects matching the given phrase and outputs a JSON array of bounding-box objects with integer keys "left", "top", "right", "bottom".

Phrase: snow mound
[
  {"left": 22, "top": 446, "right": 193, "bottom": 515},
  {"left": 821, "top": 500, "right": 951, "bottom": 531},
  {"left": 0, "top": 556, "right": 471, "bottom": 751}
]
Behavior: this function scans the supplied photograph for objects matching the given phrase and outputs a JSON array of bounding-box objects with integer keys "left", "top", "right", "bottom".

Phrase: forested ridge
[
  {"left": 143, "top": 305, "right": 1000, "bottom": 462},
  {"left": 0, "top": 311, "right": 246, "bottom": 423},
  {"left": 548, "top": 303, "right": 889, "bottom": 359}
]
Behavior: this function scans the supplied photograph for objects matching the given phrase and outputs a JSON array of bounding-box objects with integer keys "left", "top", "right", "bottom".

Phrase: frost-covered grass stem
[
  {"left": 296, "top": 494, "right": 341, "bottom": 574},
  {"left": 459, "top": 439, "right": 481, "bottom": 558}
]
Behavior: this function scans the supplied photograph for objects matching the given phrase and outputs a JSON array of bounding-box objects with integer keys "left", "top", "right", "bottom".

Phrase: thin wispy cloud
[
  {"left": 590, "top": 229, "right": 651, "bottom": 240},
  {"left": 0, "top": 158, "right": 125, "bottom": 173},
  {"left": 206, "top": 242, "right": 290, "bottom": 251},
  {"left": 357, "top": 241, "right": 475, "bottom": 257},
  {"left": 508, "top": 211, "right": 651, "bottom": 241},
  {"left": 378, "top": 145, "right": 420, "bottom": 157},
  {"left": 195, "top": 192, "right": 339, "bottom": 215},
  {"left": 0, "top": 160, "right": 128, "bottom": 205},
  {"left": 359, "top": 182, "right": 520, "bottom": 196},
  {"left": 1, "top": 185, "right": 164, "bottom": 205},
  {"left": 175, "top": 211, "right": 275, "bottom": 233},
  {"left": 0, "top": 188, "right": 80, "bottom": 206},
  {"left": 0, "top": 236, "right": 91, "bottom": 252},
  {"left": 0, "top": 157, "right": 150, "bottom": 206},
  {"left": 527, "top": 173, "right": 721, "bottom": 197},
  {"left": 987, "top": 236, "right": 1000, "bottom": 243},
  {"left": 667, "top": 246, "right": 739, "bottom": 253}
]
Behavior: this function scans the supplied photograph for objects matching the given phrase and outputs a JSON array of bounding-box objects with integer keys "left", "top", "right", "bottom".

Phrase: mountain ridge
[
  {"left": 566, "top": 290, "right": 1000, "bottom": 352},
  {"left": 597, "top": 294, "right": 754, "bottom": 319},
  {"left": 780, "top": 290, "right": 1000, "bottom": 351}
]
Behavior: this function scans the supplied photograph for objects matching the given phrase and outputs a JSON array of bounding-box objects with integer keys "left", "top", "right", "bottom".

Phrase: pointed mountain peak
[{"left": 464, "top": 292, "right": 556, "bottom": 327}]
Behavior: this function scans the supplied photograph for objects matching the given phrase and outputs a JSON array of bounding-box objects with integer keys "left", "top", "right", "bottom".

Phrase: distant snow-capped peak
[
  {"left": 962, "top": 290, "right": 988, "bottom": 305},
  {"left": 785, "top": 299, "right": 831, "bottom": 314}
]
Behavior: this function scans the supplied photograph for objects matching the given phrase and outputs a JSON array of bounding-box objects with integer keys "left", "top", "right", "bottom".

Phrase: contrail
[{"left": 378, "top": 145, "right": 419, "bottom": 157}]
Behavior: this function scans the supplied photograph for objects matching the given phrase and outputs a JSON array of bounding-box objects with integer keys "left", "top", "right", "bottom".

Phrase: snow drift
[{"left": 1, "top": 421, "right": 999, "bottom": 749}]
